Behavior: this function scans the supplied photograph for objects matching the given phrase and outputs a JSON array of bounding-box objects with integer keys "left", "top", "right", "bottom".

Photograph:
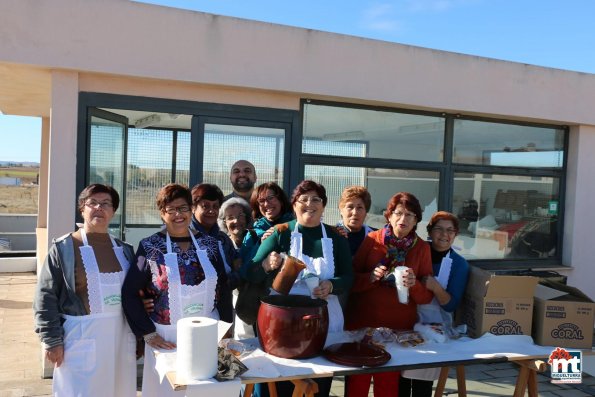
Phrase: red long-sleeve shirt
[{"left": 345, "top": 229, "right": 434, "bottom": 331}]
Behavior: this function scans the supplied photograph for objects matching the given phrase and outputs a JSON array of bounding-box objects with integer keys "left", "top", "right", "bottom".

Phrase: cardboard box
[
  {"left": 459, "top": 266, "right": 538, "bottom": 338},
  {"left": 533, "top": 280, "right": 595, "bottom": 349}
]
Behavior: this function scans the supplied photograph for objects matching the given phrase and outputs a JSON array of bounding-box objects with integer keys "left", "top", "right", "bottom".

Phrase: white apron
[
  {"left": 403, "top": 252, "right": 453, "bottom": 381},
  {"left": 142, "top": 230, "right": 219, "bottom": 397},
  {"left": 53, "top": 229, "right": 136, "bottom": 397},
  {"left": 287, "top": 223, "right": 344, "bottom": 332}
]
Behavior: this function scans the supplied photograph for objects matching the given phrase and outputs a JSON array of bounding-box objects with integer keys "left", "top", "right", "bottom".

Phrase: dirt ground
[{"left": 0, "top": 185, "right": 39, "bottom": 214}]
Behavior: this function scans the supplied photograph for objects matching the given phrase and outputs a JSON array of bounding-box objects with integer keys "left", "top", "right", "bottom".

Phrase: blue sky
[{"left": 2, "top": 0, "right": 594, "bottom": 162}]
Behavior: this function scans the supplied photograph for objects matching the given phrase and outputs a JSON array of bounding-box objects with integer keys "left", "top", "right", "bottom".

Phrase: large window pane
[
  {"left": 89, "top": 117, "right": 125, "bottom": 234},
  {"left": 453, "top": 119, "right": 565, "bottom": 167},
  {"left": 453, "top": 172, "right": 559, "bottom": 260},
  {"left": 303, "top": 104, "right": 445, "bottom": 161},
  {"left": 175, "top": 131, "right": 190, "bottom": 185},
  {"left": 203, "top": 124, "right": 285, "bottom": 193},
  {"left": 305, "top": 165, "right": 439, "bottom": 229},
  {"left": 126, "top": 128, "right": 174, "bottom": 225}
]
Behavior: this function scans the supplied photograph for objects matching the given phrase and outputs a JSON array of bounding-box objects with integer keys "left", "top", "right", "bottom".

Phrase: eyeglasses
[
  {"left": 297, "top": 196, "right": 323, "bottom": 205},
  {"left": 257, "top": 195, "right": 277, "bottom": 205},
  {"left": 431, "top": 227, "right": 457, "bottom": 236},
  {"left": 392, "top": 211, "right": 416, "bottom": 220},
  {"left": 85, "top": 200, "right": 113, "bottom": 210},
  {"left": 164, "top": 205, "right": 191, "bottom": 214},
  {"left": 225, "top": 214, "right": 246, "bottom": 222}
]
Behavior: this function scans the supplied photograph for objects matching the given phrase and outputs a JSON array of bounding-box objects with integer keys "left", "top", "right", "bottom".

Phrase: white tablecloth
[
  {"left": 157, "top": 332, "right": 555, "bottom": 394},
  {"left": 240, "top": 332, "right": 555, "bottom": 379}
]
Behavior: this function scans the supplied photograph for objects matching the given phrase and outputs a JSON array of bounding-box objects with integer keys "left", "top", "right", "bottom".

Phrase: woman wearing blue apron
[
  {"left": 400, "top": 211, "right": 470, "bottom": 397},
  {"left": 249, "top": 180, "right": 354, "bottom": 397},
  {"left": 34, "top": 184, "right": 137, "bottom": 397},
  {"left": 122, "top": 183, "right": 233, "bottom": 397}
]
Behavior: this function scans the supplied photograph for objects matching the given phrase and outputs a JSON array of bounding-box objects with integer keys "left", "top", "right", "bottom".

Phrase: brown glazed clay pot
[
  {"left": 271, "top": 254, "right": 307, "bottom": 295},
  {"left": 257, "top": 295, "right": 329, "bottom": 359}
]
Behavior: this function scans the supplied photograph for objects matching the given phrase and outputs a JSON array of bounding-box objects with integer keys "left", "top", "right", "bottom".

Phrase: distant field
[{"left": 0, "top": 167, "right": 39, "bottom": 184}]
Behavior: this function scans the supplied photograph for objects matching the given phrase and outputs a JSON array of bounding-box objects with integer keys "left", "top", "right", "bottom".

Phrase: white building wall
[{"left": 564, "top": 125, "right": 595, "bottom": 298}]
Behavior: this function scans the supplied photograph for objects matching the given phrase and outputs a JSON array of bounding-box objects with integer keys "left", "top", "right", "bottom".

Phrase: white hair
[{"left": 217, "top": 197, "right": 252, "bottom": 232}]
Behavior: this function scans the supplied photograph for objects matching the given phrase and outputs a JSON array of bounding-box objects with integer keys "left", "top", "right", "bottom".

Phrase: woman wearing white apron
[
  {"left": 34, "top": 184, "right": 136, "bottom": 397},
  {"left": 122, "top": 184, "right": 233, "bottom": 397},
  {"left": 400, "top": 211, "right": 470, "bottom": 397},
  {"left": 249, "top": 180, "right": 353, "bottom": 397}
]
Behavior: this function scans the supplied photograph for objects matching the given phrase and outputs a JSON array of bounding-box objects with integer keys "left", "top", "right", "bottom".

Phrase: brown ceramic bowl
[{"left": 257, "top": 295, "right": 329, "bottom": 359}]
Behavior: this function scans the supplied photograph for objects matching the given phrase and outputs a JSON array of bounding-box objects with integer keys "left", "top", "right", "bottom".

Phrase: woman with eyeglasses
[
  {"left": 399, "top": 211, "right": 470, "bottom": 397},
  {"left": 191, "top": 184, "right": 239, "bottom": 277},
  {"left": 249, "top": 180, "right": 353, "bottom": 397},
  {"left": 240, "top": 182, "right": 294, "bottom": 270},
  {"left": 33, "top": 184, "right": 136, "bottom": 397},
  {"left": 218, "top": 197, "right": 253, "bottom": 251},
  {"left": 121, "top": 183, "right": 232, "bottom": 397},
  {"left": 344, "top": 192, "right": 433, "bottom": 397}
]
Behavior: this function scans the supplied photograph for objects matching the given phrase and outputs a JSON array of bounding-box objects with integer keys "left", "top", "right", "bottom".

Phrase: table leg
[
  {"left": 290, "top": 379, "right": 319, "bottom": 397},
  {"left": 268, "top": 382, "right": 279, "bottom": 397},
  {"left": 434, "top": 367, "right": 450, "bottom": 397},
  {"left": 513, "top": 366, "right": 530, "bottom": 397},
  {"left": 528, "top": 368, "right": 539, "bottom": 397},
  {"left": 244, "top": 384, "right": 254, "bottom": 397},
  {"left": 455, "top": 365, "right": 467, "bottom": 397},
  {"left": 513, "top": 360, "right": 546, "bottom": 397}
]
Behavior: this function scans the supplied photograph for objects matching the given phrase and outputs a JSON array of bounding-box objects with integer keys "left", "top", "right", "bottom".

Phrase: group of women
[{"left": 33, "top": 178, "right": 469, "bottom": 397}]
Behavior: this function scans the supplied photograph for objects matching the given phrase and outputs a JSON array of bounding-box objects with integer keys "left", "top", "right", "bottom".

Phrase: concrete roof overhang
[{"left": 0, "top": 62, "right": 51, "bottom": 117}]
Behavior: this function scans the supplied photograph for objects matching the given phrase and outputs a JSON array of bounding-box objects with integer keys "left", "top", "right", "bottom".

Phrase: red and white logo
[{"left": 548, "top": 347, "right": 582, "bottom": 384}]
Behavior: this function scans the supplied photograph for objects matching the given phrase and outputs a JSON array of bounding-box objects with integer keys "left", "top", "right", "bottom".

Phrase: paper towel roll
[{"left": 176, "top": 317, "right": 218, "bottom": 381}]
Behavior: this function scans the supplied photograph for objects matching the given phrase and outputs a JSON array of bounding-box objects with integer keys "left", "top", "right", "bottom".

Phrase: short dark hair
[
  {"left": 384, "top": 192, "right": 423, "bottom": 225},
  {"left": 426, "top": 211, "right": 460, "bottom": 235},
  {"left": 290, "top": 180, "right": 327, "bottom": 207},
  {"left": 191, "top": 183, "right": 224, "bottom": 206},
  {"left": 78, "top": 184, "right": 120, "bottom": 212},
  {"left": 156, "top": 183, "right": 192, "bottom": 211},
  {"left": 250, "top": 182, "right": 291, "bottom": 220}
]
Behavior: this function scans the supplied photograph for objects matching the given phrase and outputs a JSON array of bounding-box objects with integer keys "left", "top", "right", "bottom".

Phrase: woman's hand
[
  {"left": 262, "top": 251, "right": 283, "bottom": 273},
  {"left": 312, "top": 280, "right": 333, "bottom": 299},
  {"left": 46, "top": 345, "right": 64, "bottom": 367},
  {"left": 139, "top": 289, "right": 154, "bottom": 314},
  {"left": 145, "top": 333, "right": 176, "bottom": 350},
  {"left": 422, "top": 275, "right": 439, "bottom": 292},
  {"left": 402, "top": 268, "right": 416, "bottom": 288},
  {"left": 370, "top": 265, "right": 388, "bottom": 282},
  {"left": 261, "top": 227, "right": 275, "bottom": 242}
]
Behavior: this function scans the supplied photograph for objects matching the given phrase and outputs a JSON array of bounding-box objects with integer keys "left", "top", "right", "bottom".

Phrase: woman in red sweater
[{"left": 344, "top": 192, "right": 434, "bottom": 397}]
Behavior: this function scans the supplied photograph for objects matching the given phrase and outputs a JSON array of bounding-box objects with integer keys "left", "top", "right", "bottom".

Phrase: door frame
[{"left": 77, "top": 92, "right": 301, "bottom": 240}]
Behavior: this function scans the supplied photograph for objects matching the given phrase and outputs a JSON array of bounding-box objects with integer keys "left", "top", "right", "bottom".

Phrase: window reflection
[
  {"left": 453, "top": 173, "right": 558, "bottom": 260},
  {"left": 453, "top": 120, "right": 564, "bottom": 167},
  {"left": 304, "top": 165, "right": 439, "bottom": 228},
  {"left": 303, "top": 104, "right": 445, "bottom": 162}
]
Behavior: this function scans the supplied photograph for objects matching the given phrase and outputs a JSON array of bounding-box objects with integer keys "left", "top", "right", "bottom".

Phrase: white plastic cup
[
  {"left": 393, "top": 266, "right": 409, "bottom": 304},
  {"left": 396, "top": 285, "right": 409, "bottom": 304},
  {"left": 304, "top": 276, "right": 320, "bottom": 298}
]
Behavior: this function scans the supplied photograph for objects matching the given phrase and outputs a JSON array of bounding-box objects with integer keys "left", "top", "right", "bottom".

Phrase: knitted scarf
[{"left": 381, "top": 224, "right": 417, "bottom": 272}]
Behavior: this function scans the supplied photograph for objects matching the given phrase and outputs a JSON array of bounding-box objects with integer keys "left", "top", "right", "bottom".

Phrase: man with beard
[{"left": 224, "top": 160, "right": 257, "bottom": 202}]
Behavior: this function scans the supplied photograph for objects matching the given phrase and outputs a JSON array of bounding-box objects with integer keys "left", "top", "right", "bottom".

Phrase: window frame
[{"left": 300, "top": 99, "right": 569, "bottom": 269}]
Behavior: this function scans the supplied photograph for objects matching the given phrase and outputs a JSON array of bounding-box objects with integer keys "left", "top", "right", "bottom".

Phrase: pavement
[{"left": 1, "top": 272, "right": 594, "bottom": 397}]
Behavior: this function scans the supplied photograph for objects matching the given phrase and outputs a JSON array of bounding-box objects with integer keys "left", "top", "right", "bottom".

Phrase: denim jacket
[{"left": 32, "top": 233, "right": 135, "bottom": 349}]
